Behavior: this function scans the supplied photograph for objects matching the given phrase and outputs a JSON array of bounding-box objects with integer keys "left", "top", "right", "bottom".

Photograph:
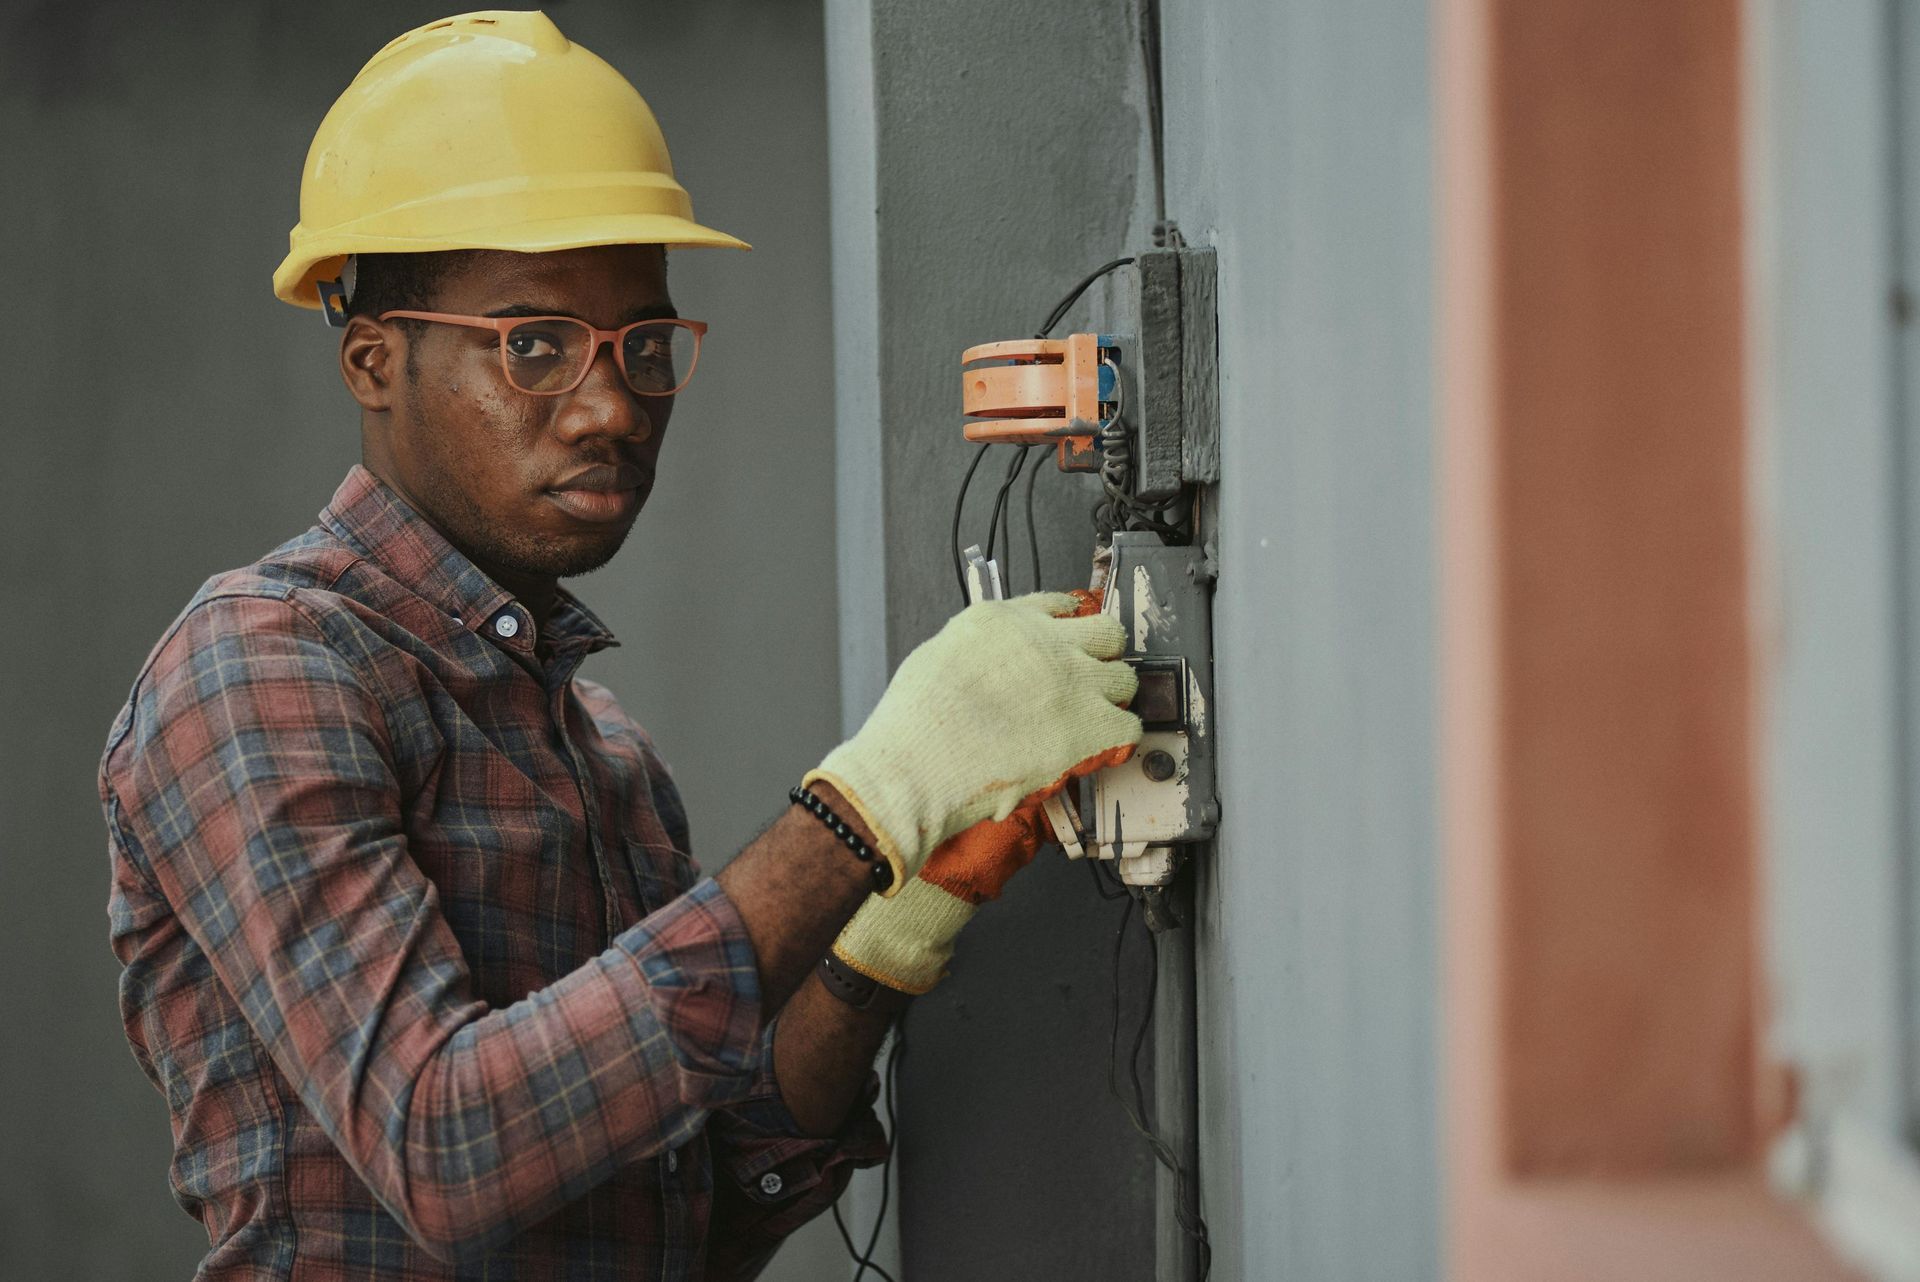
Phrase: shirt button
[
  {"left": 758, "top": 1172, "right": 784, "bottom": 1198},
  {"left": 493, "top": 612, "right": 521, "bottom": 639},
  {"left": 665, "top": 1149, "right": 679, "bottom": 1174}
]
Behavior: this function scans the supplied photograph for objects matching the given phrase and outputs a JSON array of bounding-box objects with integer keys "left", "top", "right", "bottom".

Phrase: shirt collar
[{"left": 319, "top": 465, "right": 618, "bottom": 658}]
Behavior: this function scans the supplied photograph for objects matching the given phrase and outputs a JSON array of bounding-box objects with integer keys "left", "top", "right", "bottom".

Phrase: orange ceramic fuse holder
[{"left": 961, "top": 332, "right": 1118, "bottom": 472}]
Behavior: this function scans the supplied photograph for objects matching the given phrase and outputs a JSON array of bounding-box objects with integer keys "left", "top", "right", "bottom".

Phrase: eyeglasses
[{"left": 379, "top": 311, "right": 708, "bottom": 397}]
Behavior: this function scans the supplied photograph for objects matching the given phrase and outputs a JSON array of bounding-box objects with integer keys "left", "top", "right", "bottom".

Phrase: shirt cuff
[{"left": 708, "top": 1021, "right": 890, "bottom": 1209}]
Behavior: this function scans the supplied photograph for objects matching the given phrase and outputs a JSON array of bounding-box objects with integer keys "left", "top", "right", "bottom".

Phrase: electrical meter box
[{"left": 1085, "top": 531, "right": 1217, "bottom": 885}]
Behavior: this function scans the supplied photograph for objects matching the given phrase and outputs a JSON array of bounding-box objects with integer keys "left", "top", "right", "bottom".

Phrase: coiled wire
[{"left": 1092, "top": 357, "right": 1189, "bottom": 541}]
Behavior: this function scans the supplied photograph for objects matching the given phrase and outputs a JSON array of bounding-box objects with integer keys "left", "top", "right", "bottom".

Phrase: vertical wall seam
[
  {"left": 824, "top": 2, "right": 898, "bottom": 1276},
  {"left": 1880, "top": 0, "right": 1920, "bottom": 1147}
]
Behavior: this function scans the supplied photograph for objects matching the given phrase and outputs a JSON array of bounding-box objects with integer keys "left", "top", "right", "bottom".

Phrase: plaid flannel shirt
[{"left": 100, "top": 466, "right": 885, "bottom": 1280}]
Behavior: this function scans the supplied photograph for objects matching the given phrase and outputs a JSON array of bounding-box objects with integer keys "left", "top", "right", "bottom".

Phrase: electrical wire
[
  {"left": 949, "top": 442, "right": 993, "bottom": 608},
  {"left": 1023, "top": 448, "right": 1046, "bottom": 593},
  {"left": 1035, "top": 257, "right": 1136, "bottom": 340},
  {"left": 831, "top": 1009, "right": 907, "bottom": 1282},
  {"left": 1107, "top": 890, "right": 1214, "bottom": 1278},
  {"left": 1138, "top": 0, "right": 1171, "bottom": 245},
  {"left": 1086, "top": 851, "right": 1130, "bottom": 901},
  {"left": 863, "top": 1024, "right": 904, "bottom": 1279},
  {"left": 998, "top": 451, "right": 1023, "bottom": 571},
  {"left": 984, "top": 446, "right": 1032, "bottom": 564},
  {"left": 830, "top": 1203, "right": 895, "bottom": 1282}
]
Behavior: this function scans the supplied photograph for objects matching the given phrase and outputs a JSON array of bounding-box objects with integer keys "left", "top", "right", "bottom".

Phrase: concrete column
[{"left": 825, "top": 3, "right": 1159, "bottom": 1279}]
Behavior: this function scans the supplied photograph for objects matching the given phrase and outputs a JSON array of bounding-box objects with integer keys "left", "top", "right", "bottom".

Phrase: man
[{"left": 98, "top": 11, "right": 1140, "bottom": 1280}]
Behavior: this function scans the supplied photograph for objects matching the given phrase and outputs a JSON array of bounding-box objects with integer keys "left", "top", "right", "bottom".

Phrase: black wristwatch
[{"left": 819, "top": 952, "right": 906, "bottom": 1011}]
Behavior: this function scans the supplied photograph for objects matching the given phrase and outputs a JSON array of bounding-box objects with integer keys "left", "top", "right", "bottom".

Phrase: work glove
[
  {"left": 831, "top": 745, "right": 1132, "bottom": 993},
  {"left": 805, "top": 591, "right": 1141, "bottom": 894}
]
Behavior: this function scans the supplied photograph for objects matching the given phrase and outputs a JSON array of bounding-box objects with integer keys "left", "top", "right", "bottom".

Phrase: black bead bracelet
[{"left": 788, "top": 785, "right": 895, "bottom": 893}]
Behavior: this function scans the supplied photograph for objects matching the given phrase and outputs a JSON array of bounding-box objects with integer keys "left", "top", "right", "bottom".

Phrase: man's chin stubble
[{"left": 493, "top": 524, "right": 634, "bottom": 582}]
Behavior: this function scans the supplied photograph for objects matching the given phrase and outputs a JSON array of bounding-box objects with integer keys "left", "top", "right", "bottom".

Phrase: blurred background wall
[
  {"left": 9, "top": 1, "right": 1920, "bottom": 1280},
  {"left": 0, "top": 2, "right": 845, "bottom": 1278}
]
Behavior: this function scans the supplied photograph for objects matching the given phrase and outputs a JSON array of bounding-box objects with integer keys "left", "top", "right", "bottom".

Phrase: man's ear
[{"left": 339, "top": 316, "right": 401, "bottom": 413}]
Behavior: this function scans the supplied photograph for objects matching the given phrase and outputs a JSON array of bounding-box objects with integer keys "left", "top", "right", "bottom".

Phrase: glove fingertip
[
  {"left": 1077, "top": 615, "right": 1128, "bottom": 659},
  {"left": 1018, "top": 590, "right": 1084, "bottom": 618}
]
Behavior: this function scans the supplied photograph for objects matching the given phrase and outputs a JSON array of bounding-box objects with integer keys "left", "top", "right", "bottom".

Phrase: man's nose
[{"left": 553, "top": 341, "right": 653, "bottom": 444}]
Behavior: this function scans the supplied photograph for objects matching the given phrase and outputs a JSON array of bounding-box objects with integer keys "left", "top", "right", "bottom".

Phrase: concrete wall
[
  {"left": 1148, "top": 0, "right": 1442, "bottom": 1276},
  {"left": 825, "top": 2, "right": 1161, "bottom": 1279},
  {"left": 828, "top": 0, "right": 1440, "bottom": 1277},
  {"left": 0, "top": 4, "right": 844, "bottom": 1278}
]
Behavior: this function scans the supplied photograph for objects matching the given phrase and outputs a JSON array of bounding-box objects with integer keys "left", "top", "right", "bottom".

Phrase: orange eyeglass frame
[{"left": 378, "top": 310, "right": 709, "bottom": 397}]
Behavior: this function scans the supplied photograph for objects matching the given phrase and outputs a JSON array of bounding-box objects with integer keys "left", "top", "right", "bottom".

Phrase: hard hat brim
[{"left": 272, "top": 212, "right": 750, "bottom": 310}]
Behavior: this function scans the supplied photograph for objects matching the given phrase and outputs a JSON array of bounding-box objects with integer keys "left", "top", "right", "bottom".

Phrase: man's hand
[
  {"left": 830, "top": 744, "right": 1130, "bottom": 994},
  {"left": 805, "top": 591, "right": 1142, "bottom": 891}
]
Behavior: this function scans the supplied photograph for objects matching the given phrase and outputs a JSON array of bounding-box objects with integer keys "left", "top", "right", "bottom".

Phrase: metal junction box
[{"left": 1086, "top": 532, "right": 1217, "bottom": 885}]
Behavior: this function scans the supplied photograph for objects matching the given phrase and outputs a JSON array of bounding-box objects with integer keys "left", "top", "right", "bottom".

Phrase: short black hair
[{"left": 346, "top": 250, "right": 471, "bottom": 321}]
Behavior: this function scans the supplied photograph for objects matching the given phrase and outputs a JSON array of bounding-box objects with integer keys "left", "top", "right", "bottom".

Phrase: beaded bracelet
[{"left": 788, "top": 785, "right": 895, "bottom": 893}]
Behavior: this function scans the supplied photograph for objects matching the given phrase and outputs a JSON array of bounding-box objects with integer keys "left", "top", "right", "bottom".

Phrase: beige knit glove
[{"left": 804, "top": 592, "right": 1140, "bottom": 894}]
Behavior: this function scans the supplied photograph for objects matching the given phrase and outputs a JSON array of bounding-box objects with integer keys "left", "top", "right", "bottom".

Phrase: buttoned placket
[{"left": 541, "top": 640, "right": 627, "bottom": 946}]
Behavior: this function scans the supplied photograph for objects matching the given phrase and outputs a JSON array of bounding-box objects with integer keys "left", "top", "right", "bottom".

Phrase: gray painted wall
[
  {"left": 1148, "top": 1, "right": 1442, "bottom": 1275},
  {"left": 827, "top": 0, "right": 1440, "bottom": 1275},
  {"left": 0, "top": 3, "right": 845, "bottom": 1278},
  {"left": 825, "top": 3, "right": 1161, "bottom": 1279},
  {"left": 1750, "top": 0, "right": 1910, "bottom": 1144}
]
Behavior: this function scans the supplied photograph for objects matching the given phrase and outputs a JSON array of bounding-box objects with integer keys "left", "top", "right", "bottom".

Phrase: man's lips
[
  {"left": 546, "top": 463, "right": 648, "bottom": 523},
  {"left": 552, "top": 462, "right": 645, "bottom": 493}
]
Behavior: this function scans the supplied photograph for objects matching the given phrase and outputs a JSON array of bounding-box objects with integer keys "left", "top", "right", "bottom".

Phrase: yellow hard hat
[{"left": 273, "top": 10, "right": 748, "bottom": 312}]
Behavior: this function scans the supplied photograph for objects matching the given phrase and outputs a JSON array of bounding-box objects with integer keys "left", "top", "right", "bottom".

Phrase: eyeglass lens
[{"left": 502, "top": 319, "right": 695, "bottom": 396}]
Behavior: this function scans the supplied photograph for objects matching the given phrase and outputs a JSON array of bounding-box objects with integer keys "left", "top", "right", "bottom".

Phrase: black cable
[
  {"left": 1106, "top": 892, "right": 1214, "bottom": 1278},
  {"left": 1035, "top": 257, "right": 1136, "bottom": 340},
  {"left": 1127, "top": 922, "right": 1160, "bottom": 1140},
  {"left": 830, "top": 1205, "right": 895, "bottom": 1282},
  {"left": 1086, "top": 854, "right": 1129, "bottom": 900},
  {"left": 950, "top": 442, "right": 993, "bottom": 607},
  {"left": 1138, "top": 0, "right": 1170, "bottom": 243},
  {"left": 832, "top": 1008, "right": 907, "bottom": 1282},
  {"left": 1023, "top": 447, "right": 1046, "bottom": 593},
  {"left": 1106, "top": 896, "right": 1137, "bottom": 1106},
  {"left": 859, "top": 1021, "right": 904, "bottom": 1279},
  {"left": 984, "top": 446, "right": 1031, "bottom": 563},
  {"left": 998, "top": 451, "right": 1022, "bottom": 570}
]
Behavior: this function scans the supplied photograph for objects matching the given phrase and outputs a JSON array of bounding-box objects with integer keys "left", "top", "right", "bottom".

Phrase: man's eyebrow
[{"left": 481, "top": 302, "right": 680, "bottom": 323}]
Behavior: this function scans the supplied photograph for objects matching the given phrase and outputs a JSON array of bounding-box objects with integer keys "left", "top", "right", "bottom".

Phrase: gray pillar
[{"left": 826, "top": 3, "right": 1161, "bottom": 1280}]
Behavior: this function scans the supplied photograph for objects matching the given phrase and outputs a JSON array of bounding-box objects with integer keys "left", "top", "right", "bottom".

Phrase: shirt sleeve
[
  {"left": 702, "top": 1024, "right": 892, "bottom": 1281},
  {"left": 568, "top": 669, "right": 889, "bottom": 1276},
  {"left": 101, "top": 589, "right": 768, "bottom": 1265}
]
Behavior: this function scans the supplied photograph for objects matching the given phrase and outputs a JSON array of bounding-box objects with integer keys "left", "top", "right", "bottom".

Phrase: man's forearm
[
  {"left": 772, "top": 969, "right": 904, "bottom": 1135},
  {"left": 713, "top": 782, "right": 881, "bottom": 1011}
]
